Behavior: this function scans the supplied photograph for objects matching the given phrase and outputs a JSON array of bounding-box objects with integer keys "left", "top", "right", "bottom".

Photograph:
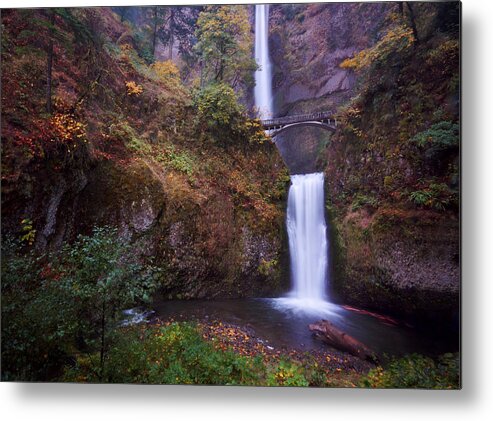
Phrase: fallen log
[
  {"left": 309, "top": 319, "right": 378, "bottom": 363},
  {"left": 341, "top": 305, "right": 399, "bottom": 326}
]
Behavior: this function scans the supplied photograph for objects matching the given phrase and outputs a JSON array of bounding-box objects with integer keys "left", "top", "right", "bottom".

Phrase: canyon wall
[{"left": 269, "top": 2, "right": 460, "bottom": 324}]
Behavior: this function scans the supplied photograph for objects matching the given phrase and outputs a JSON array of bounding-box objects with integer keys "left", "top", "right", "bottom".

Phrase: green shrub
[
  {"left": 359, "top": 353, "right": 459, "bottom": 389},
  {"left": 1, "top": 238, "right": 51, "bottom": 381},
  {"left": 165, "top": 146, "right": 196, "bottom": 177},
  {"left": 258, "top": 258, "right": 279, "bottom": 276},
  {"left": 383, "top": 175, "right": 393, "bottom": 190},
  {"left": 66, "top": 322, "right": 267, "bottom": 385},
  {"left": 64, "top": 322, "right": 317, "bottom": 387},
  {"left": 408, "top": 182, "right": 458, "bottom": 210},
  {"left": 193, "top": 82, "right": 267, "bottom": 146},
  {"left": 193, "top": 82, "right": 244, "bottom": 142},
  {"left": 409, "top": 189, "right": 433, "bottom": 207},
  {"left": 127, "top": 137, "right": 153, "bottom": 154},
  {"left": 108, "top": 121, "right": 152, "bottom": 154},
  {"left": 410, "top": 121, "right": 459, "bottom": 160},
  {"left": 1, "top": 227, "right": 157, "bottom": 381},
  {"left": 20, "top": 218, "right": 36, "bottom": 246},
  {"left": 351, "top": 193, "right": 379, "bottom": 211},
  {"left": 52, "top": 226, "right": 157, "bottom": 379},
  {"left": 272, "top": 168, "right": 291, "bottom": 200},
  {"left": 266, "top": 359, "right": 309, "bottom": 387}
]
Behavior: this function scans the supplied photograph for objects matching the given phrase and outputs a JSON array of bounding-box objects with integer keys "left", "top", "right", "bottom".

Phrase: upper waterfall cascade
[{"left": 254, "top": 4, "right": 273, "bottom": 119}]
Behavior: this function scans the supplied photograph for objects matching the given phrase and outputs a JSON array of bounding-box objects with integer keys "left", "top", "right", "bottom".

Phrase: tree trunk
[
  {"left": 405, "top": 2, "right": 419, "bottom": 43},
  {"left": 152, "top": 7, "right": 158, "bottom": 58},
  {"left": 169, "top": 33, "right": 174, "bottom": 60},
  {"left": 308, "top": 320, "right": 378, "bottom": 363},
  {"left": 99, "top": 301, "right": 106, "bottom": 381},
  {"left": 218, "top": 61, "right": 224, "bottom": 81},
  {"left": 216, "top": 42, "right": 225, "bottom": 81},
  {"left": 46, "top": 10, "right": 55, "bottom": 114},
  {"left": 169, "top": 10, "right": 175, "bottom": 60},
  {"left": 200, "top": 59, "right": 204, "bottom": 88}
]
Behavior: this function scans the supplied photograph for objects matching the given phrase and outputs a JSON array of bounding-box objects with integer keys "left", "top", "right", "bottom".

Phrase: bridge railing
[{"left": 261, "top": 111, "right": 335, "bottom": 128}]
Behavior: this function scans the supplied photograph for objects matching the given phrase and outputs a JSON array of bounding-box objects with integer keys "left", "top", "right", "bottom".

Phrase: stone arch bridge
[{"left": 261, "top": 111, "right": 337, "bottom": 141}]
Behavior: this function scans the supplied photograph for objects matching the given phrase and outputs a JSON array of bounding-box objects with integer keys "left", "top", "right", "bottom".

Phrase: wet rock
[
  {"left": 332, "top": 208, "right": 460, "bottom": 325},
  {"left": 128, "top": 196, "right": 156, "bottom": 233}
]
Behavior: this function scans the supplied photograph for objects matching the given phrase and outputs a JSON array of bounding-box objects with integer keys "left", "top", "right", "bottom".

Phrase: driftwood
[{"left": 309, "top": 320, "right": 378, "bottom": 363}]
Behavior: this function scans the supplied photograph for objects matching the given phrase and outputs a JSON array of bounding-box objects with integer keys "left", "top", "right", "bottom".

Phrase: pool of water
[{"left": 151, "top": 298, "right": 459, "bottom": 359}]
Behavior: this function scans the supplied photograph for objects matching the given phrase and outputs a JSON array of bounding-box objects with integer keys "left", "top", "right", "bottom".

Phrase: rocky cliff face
[
  {"left": 329, "top": 206, "right": 459, "bottom": 325},
  {"left": 2, "top": 152, "right": 288, "bottom": 299},
  {"left": 270, "top": 2, "right": 389, "bottom": 114},
  {"left": 268, "top": 2, "right": 390, "bottom": 173}
]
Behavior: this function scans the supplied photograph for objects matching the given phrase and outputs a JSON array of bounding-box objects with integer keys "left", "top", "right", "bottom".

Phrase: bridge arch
[
  {"left": 266, "top": 121, "right": 336, "bottom": 139},
  {"left": 261, "top": 111, "right": 337, "bottom": 142}
]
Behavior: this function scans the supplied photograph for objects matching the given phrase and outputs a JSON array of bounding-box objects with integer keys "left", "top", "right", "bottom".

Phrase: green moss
[
  {"left": 325, "top": 198, "right": 347, "bottom": 297},
  {"left": 127, "top": 137, "right": 153, "bottom": 154},
  {"left": 383, "top": 175, "right": 393, "bottom": 189},
  {"left": 258, "top": 258, "right": 279, "bottom": 277}
]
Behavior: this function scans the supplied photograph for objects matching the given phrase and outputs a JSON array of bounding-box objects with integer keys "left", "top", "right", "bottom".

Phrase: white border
[{"left": 2, "top": 1, "right": 492, "bottom": 420}]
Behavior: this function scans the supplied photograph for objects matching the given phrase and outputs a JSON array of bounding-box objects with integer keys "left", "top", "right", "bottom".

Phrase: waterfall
[
  {"left": 272, "top": 171, "right": 338, "bottom": 316},
  {"left": 254, "top": 4, "right": 273, "bottom": 119},
  {"left": 287, "top": 172, "right": 329, "bottom": 301},
  {"left": 253, "top": 6, "right": 337, "bottom": 316}
]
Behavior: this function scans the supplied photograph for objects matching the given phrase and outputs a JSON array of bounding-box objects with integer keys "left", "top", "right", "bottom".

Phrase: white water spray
[{"left": 254, "top": 5, "right": 273, "bottom": 119}]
